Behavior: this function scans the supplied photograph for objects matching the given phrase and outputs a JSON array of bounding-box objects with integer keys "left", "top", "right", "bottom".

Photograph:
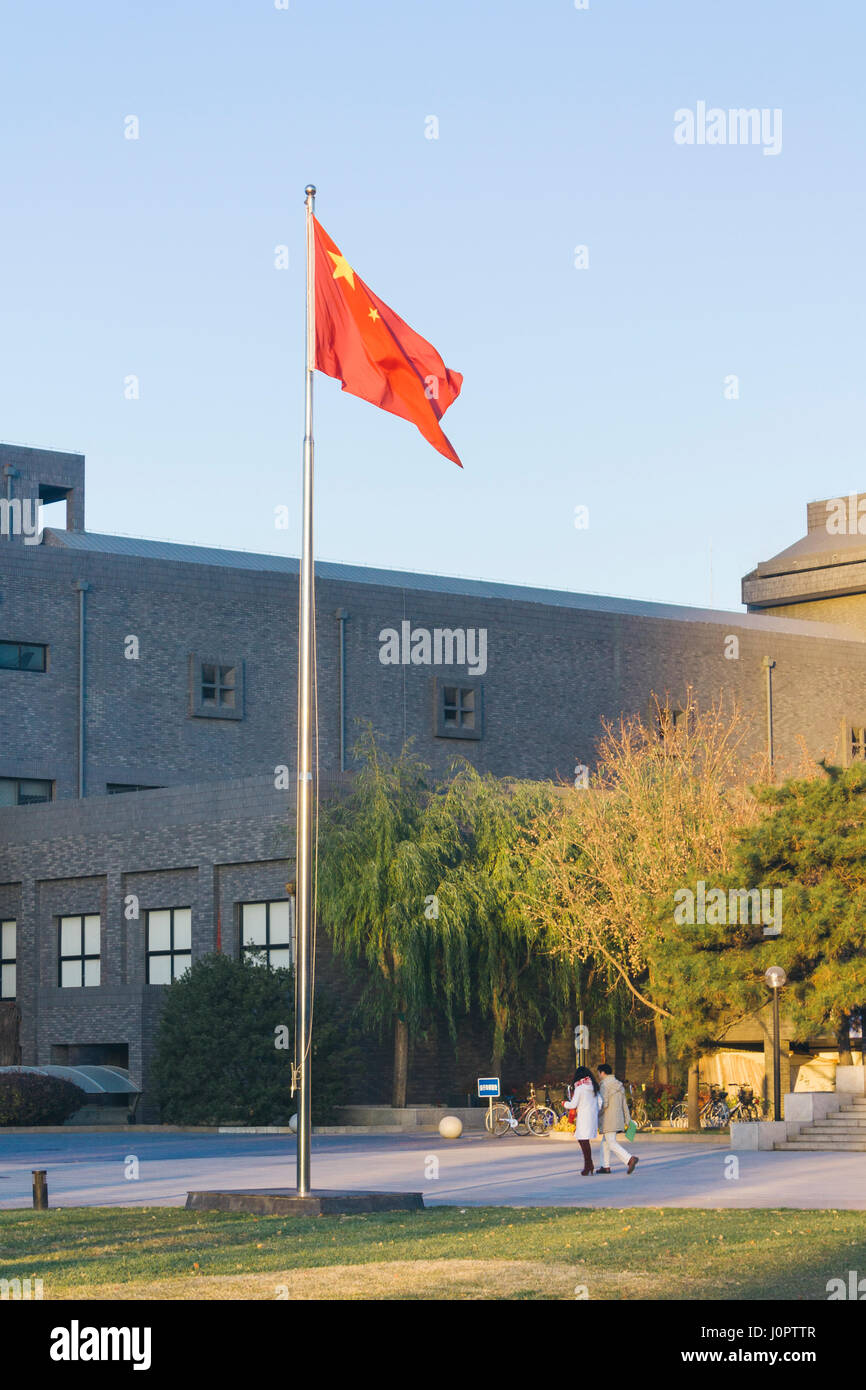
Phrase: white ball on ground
[
  {"left": 438, "top": 1115, "right": 463, "bottom": 1139},
  {"left": 289, "top": 1114, "right": 298, "bottom": 1133}
]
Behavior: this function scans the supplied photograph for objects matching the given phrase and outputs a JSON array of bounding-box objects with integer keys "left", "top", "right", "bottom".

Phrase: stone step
[{"left": 775, "top": 1140, "right": 866, "bottom": 1151}]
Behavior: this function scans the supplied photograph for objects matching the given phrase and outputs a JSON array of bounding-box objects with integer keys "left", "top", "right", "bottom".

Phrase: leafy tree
[
  {"left": 317, "top": 734, "right": 584, "bottom": 1098},
  {"left": 653, "top": 763, "right": 866, "bottom": 1058},
  {"left": 526, "top": 692, "right": 762, "bottom": 1081},
  {"left": 416, "top": 766, "right": 575, "bottom": 1075},
  {"left": 152, "top": 952, "right": 363, "bottom": 1125},
  {"left": 316, "top": 732, "right": 434, "bottom": 1107}
]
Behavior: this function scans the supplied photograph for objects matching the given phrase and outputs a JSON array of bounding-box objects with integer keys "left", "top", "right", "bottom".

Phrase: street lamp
[{"left": 765, "top": 966, "right": 787, "bottom": 1120}]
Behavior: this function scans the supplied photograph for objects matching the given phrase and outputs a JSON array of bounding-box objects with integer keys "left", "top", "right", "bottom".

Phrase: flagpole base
[{"left": 185, "top": 1189, "right": 425, "bottom": 1217}]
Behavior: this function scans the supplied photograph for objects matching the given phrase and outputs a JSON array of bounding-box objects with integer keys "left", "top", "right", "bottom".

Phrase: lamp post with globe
[{"left": 765, "top": 966, "right": 787, "bottom": 1120}]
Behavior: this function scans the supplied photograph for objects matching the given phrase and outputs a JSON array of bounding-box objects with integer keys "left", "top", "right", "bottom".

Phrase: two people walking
[{"left": 570, "top": 1063, "right": 639, "bottom": 1177}]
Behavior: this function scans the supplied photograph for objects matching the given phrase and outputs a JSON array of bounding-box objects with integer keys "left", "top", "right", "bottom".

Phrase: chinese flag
[{"left": 313, "top": 217, "right": 463, "bottom": 467}]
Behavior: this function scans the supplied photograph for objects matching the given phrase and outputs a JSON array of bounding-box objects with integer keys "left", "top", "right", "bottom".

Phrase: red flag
[{"left": 313, "top": 217, "right": 463, "bottom": 467}]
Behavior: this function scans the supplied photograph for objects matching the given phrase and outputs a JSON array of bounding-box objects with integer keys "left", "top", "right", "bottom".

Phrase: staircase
[{"left": 774, "top": 1095, "right": 866, "bottom": 1151}]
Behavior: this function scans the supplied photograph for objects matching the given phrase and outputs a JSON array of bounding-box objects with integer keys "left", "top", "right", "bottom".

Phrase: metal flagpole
[{"left": 295, "top": 183, "right": 316, "bottom": 1195}]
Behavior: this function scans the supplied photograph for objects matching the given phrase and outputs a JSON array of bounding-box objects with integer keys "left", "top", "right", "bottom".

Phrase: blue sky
[{"left": 1, "top": 0, "right": 863, "bottom": 611}]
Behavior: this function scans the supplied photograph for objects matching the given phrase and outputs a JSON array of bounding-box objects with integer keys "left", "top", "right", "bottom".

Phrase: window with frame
[
  {"left": 0, "top": 920, "right": 15, "bottom": 999},
  {"left": 146, "top": 908, "right": 192, "bottom": 984},
  {"left": 0, "top": 641, "right": 47, "bottom": 672},
  {"left": 58, "top": 914, "right": 101, "bottom": 988},
  {"left": 241, "top": 901, "right": 293, "bottom": 970},
  {"left": 189, "top": 655, "right": 244, "bottom": 720},
  {"left": 0, "top": 778, "right": 53, "bottom": 807},
  {"left": 434, "top": 679, "right": 483, "bottom": 740},
  {"left": 850, "top": 726, "right": 866, "bottom": 763}
]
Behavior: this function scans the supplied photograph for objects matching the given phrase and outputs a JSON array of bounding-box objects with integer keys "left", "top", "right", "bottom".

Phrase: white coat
[{"left": 569, "top": 1077, "right": 599, "bottom": 1141}]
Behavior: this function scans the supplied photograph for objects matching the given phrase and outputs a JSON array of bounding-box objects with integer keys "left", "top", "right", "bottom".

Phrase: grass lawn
[{"left": 2, "top": 1205, "right": 865, "bottom": 1300}]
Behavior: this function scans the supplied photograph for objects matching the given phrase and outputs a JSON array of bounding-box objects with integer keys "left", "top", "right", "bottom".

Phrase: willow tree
[
  {"left": 526, "top": 692, "right": 763, "bottom": 1082},
  {"left": 316, "top": 732, "right": 433, "bottom": 1107},
  {"left": 416, "top": 766, "right": 575, "bottom": 1076}
]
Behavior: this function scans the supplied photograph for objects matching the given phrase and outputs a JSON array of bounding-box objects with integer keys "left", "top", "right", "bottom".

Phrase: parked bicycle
[
  {"left": 626, "top": 1082, "right": 652, "bottom": 1131},
  {"left": 485, "top": 1083, "right": 557, "bottom": 1137},
  {"left": 724, "top": 1081, "right": 761, "bottom": 1123},
  {"left": 668, "top": 1084, "right": 731, "bottom": 1129}
]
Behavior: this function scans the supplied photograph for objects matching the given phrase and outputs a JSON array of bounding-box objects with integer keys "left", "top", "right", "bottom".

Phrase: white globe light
[
  {"left": 765, "top": 966, "right": 787, "bottom": 989},
  {"left": 289, "top": 1113, "right": 299, "bottom": 1133},
  {"left": 438, "top": 1115, "right": 463, "bottom": 1139}
]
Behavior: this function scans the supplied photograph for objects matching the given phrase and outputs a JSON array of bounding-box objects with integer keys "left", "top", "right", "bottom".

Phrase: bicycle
[
  {"left": 626, "top": 1082, "right": 652, "bottom": 1131},
  {"left": 668, "top": 1084, "right": 730, "bottom": 1129},
  {"left": 725, "top": 1081, "right": 761, "bottom": 1123},
  {"left": 485, "top": 1083, "right": 554, "bottom": 1137}
]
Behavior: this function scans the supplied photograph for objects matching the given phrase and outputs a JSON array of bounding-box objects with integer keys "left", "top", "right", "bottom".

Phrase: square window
[
  {"left": 190, "top": 655, "right": 244, "bottom": 720},
  {"left": 434, "top": 679, "right": 483, "bottom": 740},
  {"left": 240, "top": 901, "right": 295, "bottom": 969}
]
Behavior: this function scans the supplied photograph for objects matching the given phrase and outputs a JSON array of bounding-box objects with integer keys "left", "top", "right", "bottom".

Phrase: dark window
[
  {"left": 58, "top": 915, "right": 101, "bottom": 988},
  {"left": 146, "top": 908, "right": 192, "bottom": 984},
  {"left": 0, "top": 920, "right": 15, "bottom": 1000},
  {"left": 851, "top": 727, "right": 866, "bottom": 762},
  {"left": 106, "top": 783, "right": 162, "bottom": 794},
  {"left": 241, "top": 901, "right": 293, "bottom": 970},
  {"left": 0, "top": 641, "right": 47, "bottom": 672},
  {"left": 0, "top": 778, "right": 53, "bottom": 806},
  {"left": 433, "top": 679, "right": 483, "bottom": 740},
  {"left": 189, "top": 655, "right": 244, "bottom": 720}
]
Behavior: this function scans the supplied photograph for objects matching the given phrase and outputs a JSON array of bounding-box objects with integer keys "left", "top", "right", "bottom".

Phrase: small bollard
[{"left": 32, "top": 1170, "right": 48, "bottom": 1210}]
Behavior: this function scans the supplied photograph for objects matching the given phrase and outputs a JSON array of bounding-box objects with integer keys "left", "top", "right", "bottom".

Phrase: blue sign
[{"left": 477, "top": 1076, "right": 500, "bottom": 1098}]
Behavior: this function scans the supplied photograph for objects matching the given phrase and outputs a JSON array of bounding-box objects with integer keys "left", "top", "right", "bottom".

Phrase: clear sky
[{"left": 1, "top": 0, "right": 863, "bottom": 612}]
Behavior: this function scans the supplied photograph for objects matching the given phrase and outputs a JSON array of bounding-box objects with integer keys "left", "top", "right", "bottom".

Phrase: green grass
[{"left": 2, "top": 1205, "right": 866, "bottom": 1299}]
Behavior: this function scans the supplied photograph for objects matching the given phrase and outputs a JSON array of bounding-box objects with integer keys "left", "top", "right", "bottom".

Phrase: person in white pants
[{"left": 596, "top": 1063, "right": 639, "bottom": 1174}]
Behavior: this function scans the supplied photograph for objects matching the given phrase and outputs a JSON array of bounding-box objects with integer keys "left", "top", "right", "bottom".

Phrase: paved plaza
[{"left": 0, "top": 1131, "right": 862, "bottom": 1210}]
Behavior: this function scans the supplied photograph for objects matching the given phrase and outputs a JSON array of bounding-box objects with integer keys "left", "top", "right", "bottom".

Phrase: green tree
[
  {"left": 152, "top": 952, "right": 363, "bottom": 1125},
  {"left": 653, "top": 763, "right": 866, "bottom": 1058},
  {"left": 417, "top": 766, "right": 575, "bottom": 1075},
  {"left": 316, "top": 732, "right": 434, "bottom": 1107}
]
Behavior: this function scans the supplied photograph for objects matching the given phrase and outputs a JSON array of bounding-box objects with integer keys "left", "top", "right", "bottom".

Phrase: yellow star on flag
[
  {"left": 368, "top": 306, "right": 380, "bottom": 322},
  {"left": 328, "top": 249, "right": 355, "bottom": 290}
]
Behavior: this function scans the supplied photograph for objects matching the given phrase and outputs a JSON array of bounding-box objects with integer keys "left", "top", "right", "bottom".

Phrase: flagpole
[{"left": 295, "top": 183, "right": 316, "bottom": 1196}]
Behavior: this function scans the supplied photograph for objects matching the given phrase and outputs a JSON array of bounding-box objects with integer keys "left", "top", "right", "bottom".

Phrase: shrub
[
  {"left": 0, "top": 1071, "right": 86, "bottom": 1126},
  {"left": 152, "top": 952, "right": 366, "bottom": 1126}
]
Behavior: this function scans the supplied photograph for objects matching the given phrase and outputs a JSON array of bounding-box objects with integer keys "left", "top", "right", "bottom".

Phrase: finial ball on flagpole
[{"left": 305, "top": 185, "right": 316, "bottom": 198}]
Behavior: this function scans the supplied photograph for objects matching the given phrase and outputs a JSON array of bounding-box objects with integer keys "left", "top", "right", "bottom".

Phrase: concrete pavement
[{"left": 0, "top": 1131, "right": 863, "bottom": 1210}]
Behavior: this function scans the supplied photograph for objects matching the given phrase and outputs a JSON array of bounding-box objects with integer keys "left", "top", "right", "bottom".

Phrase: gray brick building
[{"left": 2, "top": 442, "right": 865, "bottom": 1113}]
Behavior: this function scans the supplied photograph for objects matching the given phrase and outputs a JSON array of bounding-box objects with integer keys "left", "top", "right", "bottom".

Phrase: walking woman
[{"left": 570, "top": 1065, "right": 600, "bottom": 1175}]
